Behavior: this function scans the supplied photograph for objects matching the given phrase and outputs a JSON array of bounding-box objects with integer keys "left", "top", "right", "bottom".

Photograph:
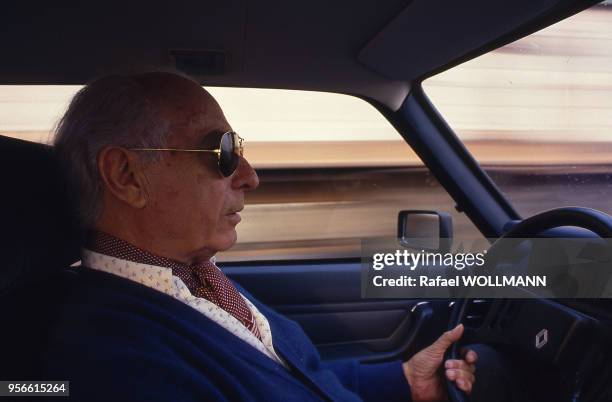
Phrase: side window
[
  {"left": 0, "top": 86, "right": 482, "bottom": 262},
  {"left": 423, "top": 3, "right": 612, "bottom": 220},
  {"left": 208, "top": 89, "right": 485, "bottom": 261}
]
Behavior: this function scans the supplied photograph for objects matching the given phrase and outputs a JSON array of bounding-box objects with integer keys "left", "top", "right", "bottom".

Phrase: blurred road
[{"left": 218, "top": 164, "right": 612, "bottom": 262}]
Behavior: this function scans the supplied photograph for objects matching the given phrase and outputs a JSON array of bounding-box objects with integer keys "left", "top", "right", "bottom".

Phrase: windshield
[{"left": 423, "top": 2, "right": 612, "bottom": 219}]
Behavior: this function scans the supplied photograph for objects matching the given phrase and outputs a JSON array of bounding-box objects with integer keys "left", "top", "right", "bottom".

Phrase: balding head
[
  {"left": 131, "top": 72, "right": 222, "bottom": 119},
  {"left": 54, "top": 71, "right": 216, "bottom": 229},
  {"left": 55, "top": 71, "right": 258, "bottom": 263},
  {"left": 129, "top": 72, "right": 230, "bottom": 151}
]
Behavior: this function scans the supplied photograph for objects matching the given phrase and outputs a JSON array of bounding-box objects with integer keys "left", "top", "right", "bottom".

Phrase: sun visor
[{"left": 358, "top": 0, "right": 566, "bottom": 81}]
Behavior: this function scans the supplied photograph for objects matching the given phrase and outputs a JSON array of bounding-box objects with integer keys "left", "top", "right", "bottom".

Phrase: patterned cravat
[{"left": 86, "top": 231, "right": 261, "bottom": 340}]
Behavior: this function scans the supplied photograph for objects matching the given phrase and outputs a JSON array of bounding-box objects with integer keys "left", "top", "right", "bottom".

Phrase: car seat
[{"left": 0, "top": 135, "right": 81, "bottom": 380}]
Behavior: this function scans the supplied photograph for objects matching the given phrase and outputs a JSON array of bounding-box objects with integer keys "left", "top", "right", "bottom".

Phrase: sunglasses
[{"left": 129, "top": 131, "right": 244, "bottom": 177}]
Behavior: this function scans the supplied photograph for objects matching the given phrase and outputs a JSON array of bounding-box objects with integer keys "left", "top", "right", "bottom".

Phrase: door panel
[{"left": 223, "top": 261, "right": 450, "bottom": 362}]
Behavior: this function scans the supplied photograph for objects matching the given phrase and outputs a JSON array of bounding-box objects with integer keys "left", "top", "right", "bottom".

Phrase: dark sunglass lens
[{"left": 219, "top": 132, "right": 239, "bottom": 176}]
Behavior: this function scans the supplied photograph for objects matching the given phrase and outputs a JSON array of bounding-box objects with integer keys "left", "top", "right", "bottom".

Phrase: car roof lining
[{"left": 0, "top": 0, "right": 600, "bottom": 110}]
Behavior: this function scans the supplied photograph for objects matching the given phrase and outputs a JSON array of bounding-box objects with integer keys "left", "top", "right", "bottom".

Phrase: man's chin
[
  {"left": 212, "top": 230, "right": 238, "bottom": 253},
  {"left": 191, "top": 229, "right": 238, "bottom": 260}
]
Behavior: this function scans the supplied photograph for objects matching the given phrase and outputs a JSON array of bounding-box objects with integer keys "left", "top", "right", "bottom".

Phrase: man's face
[{"left": 138, "top": 77, "right": 259, "bottom": 263}]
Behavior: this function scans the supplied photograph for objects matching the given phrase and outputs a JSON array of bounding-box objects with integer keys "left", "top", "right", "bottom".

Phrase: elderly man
[{"left": 45, "top": 72, "right": 478, "bottom": 402}]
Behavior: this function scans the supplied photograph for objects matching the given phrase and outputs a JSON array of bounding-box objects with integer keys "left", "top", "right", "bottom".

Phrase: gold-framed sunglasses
[{"left": 130, "top": 131, "right": 244, "bottom": 177}]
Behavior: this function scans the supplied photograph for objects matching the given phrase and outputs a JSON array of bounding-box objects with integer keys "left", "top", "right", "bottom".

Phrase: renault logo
[{"left": 535, "top": 329, "right": 548, "bottom": 349}]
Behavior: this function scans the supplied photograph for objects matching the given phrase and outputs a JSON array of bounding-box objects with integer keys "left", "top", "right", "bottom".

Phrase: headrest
[{"left": 0, "top": 135, "right": 81, "bottom": 296}]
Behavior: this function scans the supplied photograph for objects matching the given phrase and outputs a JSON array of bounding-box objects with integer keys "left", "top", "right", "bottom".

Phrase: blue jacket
[{"left": 43, "top": 268, "right": 411, "bottom": 401}]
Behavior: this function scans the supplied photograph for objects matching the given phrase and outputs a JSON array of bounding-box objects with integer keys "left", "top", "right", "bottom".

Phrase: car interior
[{"left": 1, "top": 0, "right": 611, "bottom": 401}]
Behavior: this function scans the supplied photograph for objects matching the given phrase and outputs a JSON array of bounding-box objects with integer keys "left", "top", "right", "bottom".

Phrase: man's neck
[{"left": 91, "top": 226, "right": 214, "bottom": 265}]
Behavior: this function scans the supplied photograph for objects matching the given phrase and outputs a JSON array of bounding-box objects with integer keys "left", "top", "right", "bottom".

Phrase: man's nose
[{"left": 231, "top": 156, "right": 259, "bottom": 190}]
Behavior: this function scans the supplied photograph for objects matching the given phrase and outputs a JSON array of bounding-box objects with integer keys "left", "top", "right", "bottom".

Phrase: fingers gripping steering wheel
[{"left": 445, "top": 207, "right": 612, "bottom": 402}]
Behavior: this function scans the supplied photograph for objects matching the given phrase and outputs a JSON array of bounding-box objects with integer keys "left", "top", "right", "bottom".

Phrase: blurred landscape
[{"left": 219, "top": 162, "right": 612, "bottom": 262}]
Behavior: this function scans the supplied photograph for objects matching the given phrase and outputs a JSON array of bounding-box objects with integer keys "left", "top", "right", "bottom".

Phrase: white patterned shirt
[{"left": 81, "top": 249, "right": 287, "bottom": 368}]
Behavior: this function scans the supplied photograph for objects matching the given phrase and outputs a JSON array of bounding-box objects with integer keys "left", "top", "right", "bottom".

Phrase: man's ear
[{"left": 97, "top": 146, "right": 148, "bottom": 209}]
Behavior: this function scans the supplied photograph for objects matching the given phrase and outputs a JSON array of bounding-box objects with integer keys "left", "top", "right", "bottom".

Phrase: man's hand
[{"left": 402, "top": 324, "right": 477, "bottom": 402}]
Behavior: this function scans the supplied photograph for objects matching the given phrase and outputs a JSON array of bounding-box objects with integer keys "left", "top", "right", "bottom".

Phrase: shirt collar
[{"left": 81, "top": 248, "right": 176, "bottom": 296}]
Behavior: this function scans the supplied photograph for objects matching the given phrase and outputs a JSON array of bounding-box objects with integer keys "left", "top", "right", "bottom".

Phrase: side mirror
[{"left": 397, "top": 210, "right": 453, "bottom": 252}]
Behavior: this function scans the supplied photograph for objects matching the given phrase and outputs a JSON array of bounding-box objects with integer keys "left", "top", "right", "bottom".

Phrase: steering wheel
[{"left": 445, "top": 207, "right": 612, "bottom": 402}]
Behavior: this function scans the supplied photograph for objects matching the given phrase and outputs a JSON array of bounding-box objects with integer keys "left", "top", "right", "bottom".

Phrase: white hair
[{"left": 53, "top": 73, "right": 175, "bottom": 229}]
